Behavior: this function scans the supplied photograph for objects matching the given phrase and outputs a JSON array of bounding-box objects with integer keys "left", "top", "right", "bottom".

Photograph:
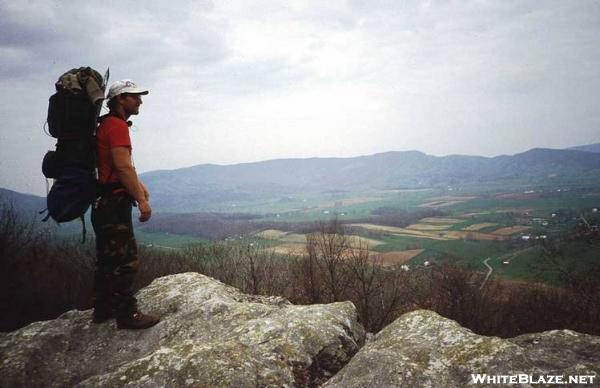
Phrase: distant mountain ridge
[
  {"left": 4, "top": 146, "right": 600, "bottom": 214},
  {"left": 0, "top": 188, "right": 45, "bottom": 215},
  {"left": 140, "top": 147, "right": 600, "bottom": 212},
  {"left": 568, "top": 142, "right": 600, "bottom": 153}
]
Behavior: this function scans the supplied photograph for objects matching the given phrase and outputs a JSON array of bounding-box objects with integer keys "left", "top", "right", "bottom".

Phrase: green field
[{"left": 135, "top": 230, "right": 206, "bottom": 248}]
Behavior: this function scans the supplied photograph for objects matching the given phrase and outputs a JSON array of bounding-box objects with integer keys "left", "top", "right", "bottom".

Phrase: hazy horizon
[{"left": 1, "top": 1, "right": 599, "bottom": 196}]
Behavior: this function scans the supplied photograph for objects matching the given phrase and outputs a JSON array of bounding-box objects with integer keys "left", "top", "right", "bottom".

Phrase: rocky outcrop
[
  {"left": 2, "top": 274, "right": 600, "bottom": 388},
  {"left": 323, "top": 310, "right": 600, "bottom": 387},
  {"left": 0, "top": 273, "right": 364, "bottom": 387}
]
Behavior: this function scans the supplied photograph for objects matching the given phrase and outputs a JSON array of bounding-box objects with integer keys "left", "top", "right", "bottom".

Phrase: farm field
[
  {"left": 377, "top": 249, "right": 424, "bottom": 266},
  {"left": 419, "top": 196, "right": 479, "bottom": 208},
  {"left": 491, "top": 226, "right": 531, "bottom": 236},
  {"left": 405, "top": 223, "right": 452, "bottom": 231},
  {"left": 419, "top": 217, "right": 465, "bottom": 224},
  {"left": 350, "top": 217, "right": 525, "bottom": 242},
  {"left": 252, "top": 229, "right": 426, "bottom": 264},
  {"left": 350, "top": 224, "right": 449, "bottom": 240},
  {"left": 463, "top": 222, "right": 498, "bottom": 231},
  {"left": 254, "top": 229, "right": 384, "bottom": 252}
]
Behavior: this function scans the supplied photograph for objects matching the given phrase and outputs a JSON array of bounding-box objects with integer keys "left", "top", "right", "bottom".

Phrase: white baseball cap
[{"left": 107, "top": 79, "right": 149, "bottom": 99}]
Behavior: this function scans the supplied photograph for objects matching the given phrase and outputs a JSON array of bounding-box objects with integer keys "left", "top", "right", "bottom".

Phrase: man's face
[{"left": 120, "top": 93, "right": 143, "bottom": 116}]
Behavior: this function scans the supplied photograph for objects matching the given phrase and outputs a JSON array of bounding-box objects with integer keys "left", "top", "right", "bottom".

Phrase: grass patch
[{"left": 135, "top": 230, "right": 206, "bottom": 248}]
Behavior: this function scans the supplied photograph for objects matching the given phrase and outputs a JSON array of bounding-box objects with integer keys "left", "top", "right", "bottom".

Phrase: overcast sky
[{"left": 1, "top": 0, "right": 599, "bottom": 195}]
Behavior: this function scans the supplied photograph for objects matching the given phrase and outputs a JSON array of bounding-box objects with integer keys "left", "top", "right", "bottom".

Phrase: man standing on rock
[{"left": 91, "top": 79, "right": 159, "bottom": 329}]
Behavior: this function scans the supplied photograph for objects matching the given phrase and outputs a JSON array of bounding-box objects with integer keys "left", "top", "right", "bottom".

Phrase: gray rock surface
[
  {"left": 0, "top": 272, "right": 364, "bottom": 387},
  {"left": 323, "top": 310, "right": 600, "bottom": 388}
]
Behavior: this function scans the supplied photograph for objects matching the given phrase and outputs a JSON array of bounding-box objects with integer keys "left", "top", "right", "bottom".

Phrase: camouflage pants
[{"left": 91, "top": 192, "right": 139, "bottom": 317}]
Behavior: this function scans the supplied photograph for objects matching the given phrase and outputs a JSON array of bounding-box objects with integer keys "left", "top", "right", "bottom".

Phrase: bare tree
[
  {"left": 306, "top": 217, "right": 350, "bottom": 302},
  {"left": 0, "top": 201, "right": 36, "bottom": 262},
  {"left": 347, "top": 240, "right": 380, "bottom": 329},
  {"left": 301, "top": 237, "right": 323, "bottom": 303},
  {"left": 538, "top": 237, "right": 600, "bottom": 325},
  {"left": 238, "top": 243, "right": 281, "bottom": 296}
]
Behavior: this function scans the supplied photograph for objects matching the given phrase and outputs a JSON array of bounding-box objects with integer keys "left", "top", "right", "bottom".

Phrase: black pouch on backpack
[{"left": 42, "top": 150, "right": 60, "bottom": 179}]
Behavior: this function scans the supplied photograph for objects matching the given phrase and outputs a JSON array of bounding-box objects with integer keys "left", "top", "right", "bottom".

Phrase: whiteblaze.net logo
[{"left": 470, "top": 374, "right": 596, "bottom": 385}]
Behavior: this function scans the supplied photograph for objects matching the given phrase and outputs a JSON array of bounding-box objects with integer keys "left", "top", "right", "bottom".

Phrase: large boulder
[
  {"left": 323, "top": 310, "right": 600, "bottom": 387},
  {"left": 0, "top": 273, "right": 365, "bottom": 387}
]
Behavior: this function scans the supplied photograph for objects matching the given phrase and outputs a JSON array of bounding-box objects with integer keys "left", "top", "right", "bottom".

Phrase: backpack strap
[
  {"left": 80, "top": 214, "right": 86, "bottom": 244},
  {"left": 39, "top": 177, "right": 52, "bottom": 221},
  {"left": 97, "top": 181, "right": 126, "bottom": 196},
  {"left": 40, "top": 208, "right": 51, "bottom": 222}
]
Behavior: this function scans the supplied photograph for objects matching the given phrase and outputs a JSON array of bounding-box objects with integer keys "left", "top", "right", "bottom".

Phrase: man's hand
[
  {"left": 138, "top": 200, "right": 152, "bottom": 222},
  {"left": 139, "top": 181, "right": 150, "bottom": 202}
]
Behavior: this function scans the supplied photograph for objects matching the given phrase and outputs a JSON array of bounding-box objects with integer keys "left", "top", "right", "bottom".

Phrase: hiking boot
[{"left": 117, "top": 311, "right": 160, "bottom": 330}]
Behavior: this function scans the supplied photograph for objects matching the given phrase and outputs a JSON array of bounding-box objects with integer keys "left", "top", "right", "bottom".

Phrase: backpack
[{"left": 41, "top": 67, "right": 109, "bottom": 241}]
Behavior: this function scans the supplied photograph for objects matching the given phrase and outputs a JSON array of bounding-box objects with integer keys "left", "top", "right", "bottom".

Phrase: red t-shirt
[{"left": 96, "top": 115, "right": 131, "bottom": 185}]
